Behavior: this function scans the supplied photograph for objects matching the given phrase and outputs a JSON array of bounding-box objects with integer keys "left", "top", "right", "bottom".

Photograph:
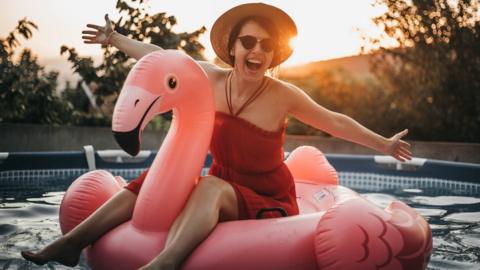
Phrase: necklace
[{"left": 225, "top": 71, "right": 269, "bottom": 117}]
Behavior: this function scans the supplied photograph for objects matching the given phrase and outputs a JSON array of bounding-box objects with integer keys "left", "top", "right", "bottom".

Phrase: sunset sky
[{"left": 1, "top": 0, "right": 391, "bottom": 67}]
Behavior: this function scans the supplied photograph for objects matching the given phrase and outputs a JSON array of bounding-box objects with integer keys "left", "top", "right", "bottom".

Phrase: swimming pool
[{"left": 1, "top": 147, "right": 479, "bottom": 269}]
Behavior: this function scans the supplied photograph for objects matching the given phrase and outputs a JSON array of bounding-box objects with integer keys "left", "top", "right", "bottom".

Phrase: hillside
[
  {"left": 40, "top": 53, "right": 376, "bottom": 89},
  {"left": 280, "top": 54, "right": 374, "bottom": 78}
]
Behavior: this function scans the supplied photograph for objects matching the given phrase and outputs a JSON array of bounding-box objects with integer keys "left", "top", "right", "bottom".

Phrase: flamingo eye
[
  {"left": 167, "top": 76, "right": 177, "bottom": 90},
  {"left": 134, "top": 99, "right": 140, "bottom": 107}
]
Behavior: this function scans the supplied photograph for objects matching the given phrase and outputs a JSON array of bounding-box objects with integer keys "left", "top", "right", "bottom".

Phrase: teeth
[{"left": 247, "top": 59, "right": 262, "bottom": 64}]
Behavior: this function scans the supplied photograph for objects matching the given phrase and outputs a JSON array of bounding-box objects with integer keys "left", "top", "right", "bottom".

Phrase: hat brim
[{"left": 210, "top": 3, "right": 297, "bottom": 68}]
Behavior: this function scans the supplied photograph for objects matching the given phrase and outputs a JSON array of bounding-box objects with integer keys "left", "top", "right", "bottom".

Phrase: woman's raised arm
[
  {"left": 285, "top": 82, "right": 412, "bottom": 162},
  {"left": 82, "top": 14, "right": 162, "bottom": 60},
  {"left": 82, "top": 14, "right": 219, "bottom": 75}
]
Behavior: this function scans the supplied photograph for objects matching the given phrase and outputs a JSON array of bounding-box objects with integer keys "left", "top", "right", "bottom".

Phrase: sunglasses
[{"left": 237, "top": 35, "right": 275, "bottom": 53}]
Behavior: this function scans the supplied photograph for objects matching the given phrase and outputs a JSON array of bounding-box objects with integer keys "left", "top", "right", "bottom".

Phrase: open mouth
[{"left": 246, "top": 59, "right": 263, "bottom": 71}]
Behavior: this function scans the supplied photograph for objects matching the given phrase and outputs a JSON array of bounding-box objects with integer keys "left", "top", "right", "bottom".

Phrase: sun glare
[{"left": 288, "top": 36, "right": 298, "bottom": 51}]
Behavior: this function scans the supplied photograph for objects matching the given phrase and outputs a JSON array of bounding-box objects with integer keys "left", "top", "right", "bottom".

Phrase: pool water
[{"left": 1, "top": 177, "right": 479, "bottom": 270}]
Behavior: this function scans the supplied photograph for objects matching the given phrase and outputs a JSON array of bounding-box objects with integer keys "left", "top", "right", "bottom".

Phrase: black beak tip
[
  {"left": 125, "top": 146, "right": 140, "bottom": 157},
  {"left": 113, "top": 130, "right": 140, "bottom": 156}
]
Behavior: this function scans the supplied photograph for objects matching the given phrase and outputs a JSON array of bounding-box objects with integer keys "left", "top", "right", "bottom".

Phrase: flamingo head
[{"left": 112, "top": 50, "right": 210, "bottom": 156}]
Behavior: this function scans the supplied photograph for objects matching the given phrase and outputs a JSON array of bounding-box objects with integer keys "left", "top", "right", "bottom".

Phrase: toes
[
  {"left": 21, "top": 251, "right": 46, "bottom": 265},
  {"left": 21, "top": 251, "right": 34, "bottom": 260}
]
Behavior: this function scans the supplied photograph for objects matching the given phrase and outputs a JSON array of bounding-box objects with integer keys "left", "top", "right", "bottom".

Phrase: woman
[{"left": 22, "top": 3, "right": 411, "bottom": 270}]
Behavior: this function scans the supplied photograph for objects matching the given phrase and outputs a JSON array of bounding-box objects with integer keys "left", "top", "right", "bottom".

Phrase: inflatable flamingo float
[{"left": 59, "top": 50, "right": 432, "bottom": 270}]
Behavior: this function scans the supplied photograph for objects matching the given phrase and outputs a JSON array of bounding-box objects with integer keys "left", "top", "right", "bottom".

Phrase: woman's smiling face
[{"left": 231, "top": 20, "right": 274, "bottom": 81}]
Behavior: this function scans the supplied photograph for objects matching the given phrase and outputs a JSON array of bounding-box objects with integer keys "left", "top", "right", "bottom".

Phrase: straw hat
[{"left": 210, "top": 3, "right": 297, "bottom": 67}]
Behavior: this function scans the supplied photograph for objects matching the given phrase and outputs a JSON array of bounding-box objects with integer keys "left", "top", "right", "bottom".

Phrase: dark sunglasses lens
[
  {"left": 239, "top": 36, "right": 257, "bottom": 50},
  {"left": 261, "top": 39, "right": 274, "bottom": 52}
]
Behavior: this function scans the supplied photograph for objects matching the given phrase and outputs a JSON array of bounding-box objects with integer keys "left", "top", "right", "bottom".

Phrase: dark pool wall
[
  {"left": 1, "top": 123, "right": 479, "bottom": 163},
  {"left": 0, "top": 123, "right": 166, "bottom": 152}
]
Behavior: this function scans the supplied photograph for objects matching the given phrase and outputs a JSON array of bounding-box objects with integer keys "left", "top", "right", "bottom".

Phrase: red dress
[
  {"left": 126, "top": 75, "right": 299, "bottom": 219},
  {"left": 125, "top": 111, "right": 299, "bottom": 220},
  {"left": 208, "top": 111, "right": 298, "bottom": 219}
]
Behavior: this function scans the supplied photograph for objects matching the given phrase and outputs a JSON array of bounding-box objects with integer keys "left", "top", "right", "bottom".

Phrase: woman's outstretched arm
[
  {"left": 82, "top": 14, "right": 219, "bottom": 74},
  {"left": 285, "top": 82, "right": 412, "bottom": 162},
  {"left": 82, "top": 14, "right": 161, "bottom": 60}
]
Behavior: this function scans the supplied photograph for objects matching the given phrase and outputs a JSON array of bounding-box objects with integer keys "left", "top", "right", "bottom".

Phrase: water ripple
[
  {"left": 1, "top": 180, "right": 479, "bottom": 269},
  {"left": 410, "top": 196, "right": 480, "bottom": 206},
  {"left": 443, "top": 212, "right": 480, "bottom": 224}
]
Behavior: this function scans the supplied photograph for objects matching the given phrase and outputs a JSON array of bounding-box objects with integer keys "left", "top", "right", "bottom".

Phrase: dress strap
[{"left": 225, "top": 71, "right": 270, "bottom": 117}]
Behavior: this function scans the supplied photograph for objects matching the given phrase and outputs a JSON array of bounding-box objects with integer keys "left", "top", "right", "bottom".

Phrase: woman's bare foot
[{"left": 21, "top": 236, "right": 82, "bottom": 267}]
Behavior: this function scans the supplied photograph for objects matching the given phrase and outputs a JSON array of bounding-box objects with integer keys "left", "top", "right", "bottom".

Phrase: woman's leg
[
  {"left": 21, "top": 189, "right": 137, "bottom": 266},
  {"left": 140, "top": 175, "right": 239, "bottom": 270}
]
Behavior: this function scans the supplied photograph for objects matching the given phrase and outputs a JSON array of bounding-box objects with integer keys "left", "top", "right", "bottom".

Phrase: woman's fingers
[
  {"left": 105, "top": 14, "right": 111, "bottom": 25},
  {"left": 400, "top": 140, "right": 411, "bottom": 148},
  {"left": 86, "top": 24, "right": 104, "bottom": 31},
  {"left": 399, "top": 151, "right": 412, "bottom": 160},
  {"left": 398, "top": 151, "right": 411, "bottom": 161},
  {"left": 398, "top": 129, "right": 408, "bottom": 138},
  {"left": 397, "top": 148, "right": 412, "bottom": 159},
  {"left": 391, "top": 129, "right": 409, "bottom": 142},
  {"left": 394, "top": 154, "right": 406, "bottom": 162},
  {"left": 82, "top": 30, "right": 98, "bottom": 35},
  {"left": 83, "top": 16, "right": 112, "bottom": 45},
  {"left": 389, "top": 145, "right": 411, "bottom": 162},
  {"left": 82, "top": 35, "right": 103, "bottom": 44},
  {"left": 104, "top": 14, "right": 113, "bottom": 30},
  {"left": 399, "top": 146, "right": 412, "bottom": 156},
  {"left": 82, "top": 36, "right": 95, "bottom": 41},
  {"left": 397, "top": 145, "right": 412, "bottom": 156},
  {"left": 387, "top": 130, "right": 411, "bottom": 162},
  {"left": 82, "top": 36, "right": 96, "bottom": 41}
]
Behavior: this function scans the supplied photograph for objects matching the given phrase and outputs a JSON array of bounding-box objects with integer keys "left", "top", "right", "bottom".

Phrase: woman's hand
[
  {"left": 383, "top": 129, "right": 412, "bottom": 162},
  {"left": 82, "top": 14, "right": 114, "bottom": 45}
]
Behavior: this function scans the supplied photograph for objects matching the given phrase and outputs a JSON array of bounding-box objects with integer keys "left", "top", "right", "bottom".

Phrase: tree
[
  {"left": 61, "top": 0, "right": 206, "bottom": 127},
  {"left": 367, "top": 0, "right": 480, "bottom": 142},
  {"left": 0, "top": 19, "right": 73, "bottom": 125}
]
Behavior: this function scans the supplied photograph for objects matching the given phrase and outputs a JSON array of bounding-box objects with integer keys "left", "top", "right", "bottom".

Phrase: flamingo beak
[
  {"left": 112, "top": 96, "right": 160, "bottom": 156},
  {"left": 113, "top": 126, "right": 141, "bottom": 156}
]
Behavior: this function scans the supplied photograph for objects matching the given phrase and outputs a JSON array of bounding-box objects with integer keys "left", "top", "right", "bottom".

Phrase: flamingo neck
[{"left": 132, "top": 99, "right": 215, "bottom": 232}]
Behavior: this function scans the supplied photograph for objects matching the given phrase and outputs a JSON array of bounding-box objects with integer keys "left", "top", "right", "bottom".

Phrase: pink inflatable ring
[{"left": 59, "top": 50, "right": 432, "bottom": 270}]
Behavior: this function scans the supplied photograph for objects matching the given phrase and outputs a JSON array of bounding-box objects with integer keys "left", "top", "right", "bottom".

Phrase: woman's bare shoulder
[
  {"left": 267, "top": 76, "right": 300, "bottom": 98},
  {"left": 266, "top": 77, "right": 307, "bottom": 113},
  {"left": 197, "top": 61, "right": 229, "bottom": 80}
]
